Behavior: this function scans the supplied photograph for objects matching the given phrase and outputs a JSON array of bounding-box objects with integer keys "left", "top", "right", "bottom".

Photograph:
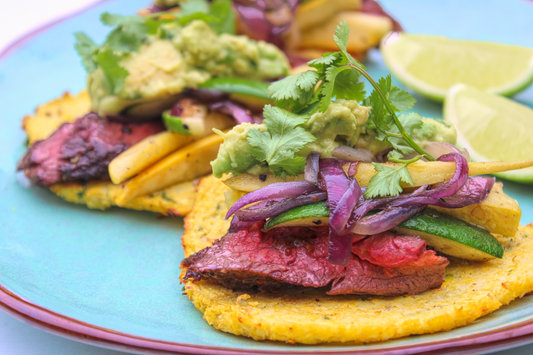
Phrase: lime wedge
[
  {"left": 444, "top": 84, "right": 533, "bottom": 182},
  {"left": 381, "top": 33, "right": 533, "bottom": 101}
]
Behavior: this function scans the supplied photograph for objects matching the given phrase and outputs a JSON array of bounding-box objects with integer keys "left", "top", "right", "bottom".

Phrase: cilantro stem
[
  {"left": 388, "top": 154, "right": 423, "bottom": 164},
  {"left": 347, "top": 64, "right": 435, "bottom": 161}
]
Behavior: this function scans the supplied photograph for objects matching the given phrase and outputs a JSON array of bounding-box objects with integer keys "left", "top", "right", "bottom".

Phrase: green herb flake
[
  {"left": 94, "top": 50, "right": 129, "bottom": 95},
  {"left": 74, "top": 32, "right": 98, "bottom": 73},
  {"left": 365, "top": 162, "right": 414, "bottom": 199},
  {"left": 247, "top": 105, "right": 316, "bottom": 179},
  {"left": 256, "top": 20, "right": 434, "bottom": 196}
]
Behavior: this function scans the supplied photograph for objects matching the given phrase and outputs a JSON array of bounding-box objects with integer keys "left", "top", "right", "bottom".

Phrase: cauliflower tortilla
[
  {"left": 21, "top": 91, "right": 196, "bottom": 216},
  {"left": 181, "top": 175, "right": 533, "bottom": 344}
]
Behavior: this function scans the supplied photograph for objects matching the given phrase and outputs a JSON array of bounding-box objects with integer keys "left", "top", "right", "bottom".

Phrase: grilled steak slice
[
  {"left": 183, "top": 222, "right": 449, "bottom": 296},
  {"left": 18, "top": 113, "right": 164, "bottom": 186},
  {"left": 183, "top": 223, "right": 344, "bottom": 292}
]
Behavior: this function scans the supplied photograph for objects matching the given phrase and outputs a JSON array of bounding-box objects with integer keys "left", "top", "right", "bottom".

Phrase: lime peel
[
  {"left": 444, "top": 84, "right": 533, "bottom": 183},
  {"left": 381, "top": 32, "right": 533, "bottom": 101}
]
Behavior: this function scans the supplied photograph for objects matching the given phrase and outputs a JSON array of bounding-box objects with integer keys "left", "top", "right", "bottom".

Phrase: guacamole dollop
[
  {"left": 211, "top": 99, "right": 457, "bottom": 178},
  {"left": 212, "top": 123, "right": 267, "bottom": 178},
  {"left": 88, "top": 20, "right": 289, "bottom": 117}
]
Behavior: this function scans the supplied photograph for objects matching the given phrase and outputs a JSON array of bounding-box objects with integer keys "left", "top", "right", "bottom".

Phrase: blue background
[{"left": 0, "top": 0, "right": 533, "bottom": 354}]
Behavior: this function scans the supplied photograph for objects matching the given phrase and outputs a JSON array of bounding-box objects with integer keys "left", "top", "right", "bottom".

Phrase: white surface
[
  {"left": 1, "top": 1, "right": 533, "bottom": 355},
  {"left": 0, "top": 0, "right": 98, "bottom": 51}
]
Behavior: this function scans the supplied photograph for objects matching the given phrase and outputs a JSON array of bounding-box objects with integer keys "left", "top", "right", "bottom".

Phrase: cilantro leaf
[
  {"left": 74, "top": 32, "right": 98, "bottom": 73},
  {"left": 364, "top": 75, "right": 416, "bottom": 139},
  {"left": 365, "top": 162, "right": 414, "bottom": 199},
  {"left": 146, "top": 17, "right": 175, "bottom": 36},
  {"left": 268, "top": 71, "right": 319, "bottom": 100},
  {"left": 308, "top": 52, "right": 346, "bottom": 73},
  {"left": 175, "top": 0, "right": 221, "bottom": 27},
  {"left": 208, "top": 0, "right": 235, "bottom": 34},
  {"left": 247, "top": 105, "right": 316, "bottom": 178},
  {"left": 319, "top": 66, "right": 349, "bottom": 111},
  {"left": 267, "top": 71, "right": 319, "bottom": 112},
  {"left": 389, "top": 86, "right": 416, "bottom": 112},
  {"left": 101, "top": 13, "right": 147, "bottom": 53},
  {"left": 333, "top": 21, "right": 364, "bottom": 69},
  {"left": 323, "top": 66, "right": 366, "bottom": 111},
  {"left": 94, "top": 50, "right": 129, "bottom": 94},
  {"left": 386, "top": 112, "right": 426, "bottom": 155}
]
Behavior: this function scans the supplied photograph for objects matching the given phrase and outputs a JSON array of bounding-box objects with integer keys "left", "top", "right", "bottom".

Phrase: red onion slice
[
  {"left": 348, "top": 161, "right": 359, "bottom": 177},
  {"left": 318, "top": 159, "right": 350, "bottom": 203},
  {"left": 225, "top": 180, "right": 318, "bottom": 219},
  {"left": 228, "top": 215, "right": 257, "bottom": 233},
  {"left": 228, "top": 199, "right": 275, "bottom": 232},
  {"left": 437, "top": 177, "right": 495, "bottom": 208},
  {"left": 349, "top": 205, "right": 426, "bottom": 235},
  {"left": 391, "top": 177, "right": 495, "bottom": 209},
  {"left": 423, "top": 142, "right": 470, "bottom": 162},
  {"left": 331, "top": 145, "right": 374, "bottom": 163},
  {"left": 327, "top": 231, "right": 356, "bottom": 266},
  {"left": 236, "top": 191, "right": 327, "bottom": 222},
  {"left": 305, "top": 151, "right": 320, "bottom": 185},
  {"left": 233, "top": 0, "right": 298, "bottom": 49},
  {"left": 330, "top": 178, "right": 362, "bottom": 235},
  {"left": 425, "top": 153, "right": 469, "bottom": 199},
  {"left": 209, "top": 101, "right": 255, "bottom": 124},
  {"left": 318, "top": 158, "right": 359, "bottom": 266},
  {"left": 403, "top": 143, "right": 470, "bottom": 163}
]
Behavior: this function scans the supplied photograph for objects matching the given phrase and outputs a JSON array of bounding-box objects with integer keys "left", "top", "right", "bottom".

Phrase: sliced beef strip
[
  {"left": 183, "top": 222, "right": 449, "bottom": 296},
  {"left": 329, "top": 248, "right": 449, "bottom": 296},
  {"left": 18, "top": 113, "right": 165, "bottom": 187}
]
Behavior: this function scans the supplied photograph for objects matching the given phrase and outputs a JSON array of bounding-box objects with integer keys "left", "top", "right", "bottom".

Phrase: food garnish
[
  {"left": 236, "top": 21, "right": 446, "bottom": 199},
  {"left": 445, "top": 84, "right": 533, "bottom": 183},
  {"left": 75, "top": 0, "right": 289, "bottom": 117},
  {"left": 211, "top": 21, "right": 533, "bottom": 267},
  {"left": 381, "top": 32, "right": 533, "bottom": 101}
]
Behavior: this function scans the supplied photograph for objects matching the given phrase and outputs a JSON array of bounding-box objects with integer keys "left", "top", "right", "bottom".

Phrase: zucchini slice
[
  {"left": 394, "top": 209, "right": 503, "bottom": 261},
  {"left": 263, "top": 202, "right": 503, "bottom": 261}
]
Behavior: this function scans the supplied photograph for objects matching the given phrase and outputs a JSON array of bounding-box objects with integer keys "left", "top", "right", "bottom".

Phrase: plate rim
[
  {"left": 2, "top": 283, "right": 533, "bottom": 355},
  {"left": 2, "top": 1, "right": 533, "bottom": 354}
]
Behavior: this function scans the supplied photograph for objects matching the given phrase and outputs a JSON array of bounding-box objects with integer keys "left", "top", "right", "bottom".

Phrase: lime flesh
[
  {"left": 381, "top": 33, "right": 533, "bottom": 101},
  {"left": 444, "top": 84, "right": 533, "bottom": 182}
]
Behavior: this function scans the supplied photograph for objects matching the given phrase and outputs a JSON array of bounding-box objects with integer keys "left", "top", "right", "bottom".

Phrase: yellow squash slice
[
  {"left": 109, "top": 112, "right": 233, "bottom": 184},
  {"left": 22, "top": 91, "right": 201, "bottom": 215},
  {"left": 117, "top": 133, "right": 225, "bottom": 204},
  {"left": 298, "top": 12, "right": 392, "bottom": 53},
  {"left": 223, "top": 160, "right": 533, "bottom": 192},
  {"left": 433, "top": 182, "right": 521, "bottom": 237},
  {"left": 295, "top": 0, "right": 362, "bottom": 31}
]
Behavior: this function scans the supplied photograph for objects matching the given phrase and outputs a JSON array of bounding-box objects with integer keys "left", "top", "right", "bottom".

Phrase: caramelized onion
[
  {"left": 331, "top": 145, "right": 374, "bottom": 163},
  {"left": 304, "top": 151, "right": 320, "bottom": 185},
  {"left": 225, "top": 180, "right": 318, "bottom": 219}
]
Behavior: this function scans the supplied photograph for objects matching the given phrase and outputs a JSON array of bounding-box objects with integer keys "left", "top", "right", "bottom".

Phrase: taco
[
  {"left": 17, "top": 0, "right": 290, "bottom": 215},
  {"left": 144, "top": 0, "right": 401, "bottom": 65},
  {"left": 180, "top": 21, "right": 533, "bottom": 343}
]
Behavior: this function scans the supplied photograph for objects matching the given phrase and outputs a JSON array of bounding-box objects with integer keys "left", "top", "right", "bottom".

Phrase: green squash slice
[{"left": 264, "top": 202, "right": 503, "bottom": 261}]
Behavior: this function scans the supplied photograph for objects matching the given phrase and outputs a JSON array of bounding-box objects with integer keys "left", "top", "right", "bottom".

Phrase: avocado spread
[
  {"left": 211, "top": 99, "right": 457, "bottom": 178},
  {"left": 88, "top": 20, "right": 289, "bottom": 117}
]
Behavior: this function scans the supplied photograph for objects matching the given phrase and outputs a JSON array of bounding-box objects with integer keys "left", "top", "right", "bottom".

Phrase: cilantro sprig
[
  {"left": 74, "top": 0, "right": 234, "bottom": 94},
  {"left": 247, "top": 106, "right": 316, "bottom": 179},
  {"left": 258, "top": 21, "right": 437, "bottom": 198}
]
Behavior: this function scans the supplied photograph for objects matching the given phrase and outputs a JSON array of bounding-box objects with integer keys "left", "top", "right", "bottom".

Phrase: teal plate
[{"left": 1, "top": 0, "right": 533, "bottom": 354}]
